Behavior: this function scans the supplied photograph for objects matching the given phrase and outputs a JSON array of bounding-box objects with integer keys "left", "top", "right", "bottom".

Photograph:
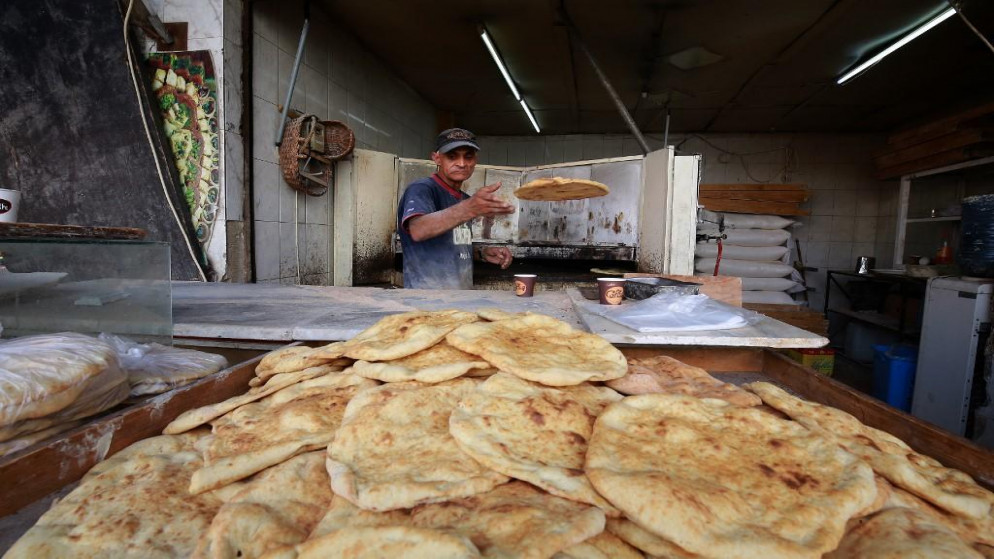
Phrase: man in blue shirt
[{"left": 397, "top": 128, "right": 514, "bottom": 289}]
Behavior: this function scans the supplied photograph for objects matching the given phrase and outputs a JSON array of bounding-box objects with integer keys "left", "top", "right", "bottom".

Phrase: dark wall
[{"left": 0, "top": 0, "right": 203, "bottom": 280}]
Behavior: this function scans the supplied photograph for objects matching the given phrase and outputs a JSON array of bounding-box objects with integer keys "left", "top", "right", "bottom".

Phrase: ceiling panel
[{"left": 320, "top": 0, "right": 994, "bottom": 135}]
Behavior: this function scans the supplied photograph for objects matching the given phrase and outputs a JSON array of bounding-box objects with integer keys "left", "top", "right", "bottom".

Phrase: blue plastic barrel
[{"left": 872, "top": 344, "right": 917, "bottom": 411}]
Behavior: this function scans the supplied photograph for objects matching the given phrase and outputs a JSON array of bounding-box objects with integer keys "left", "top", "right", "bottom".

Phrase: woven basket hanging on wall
[{"left": 278, "top": 115, "right": 355, "bottom": 197}]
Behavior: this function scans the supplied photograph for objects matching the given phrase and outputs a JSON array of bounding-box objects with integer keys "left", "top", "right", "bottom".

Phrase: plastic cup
[
  {"left": 598, "top": 278, "right": 626, "bottom": 305},
  {"left": 514, "top": 274, "right": 537, "bottom": 297},
  {"left": 0, "top": 189, "right": 20, "bottom": 223}
]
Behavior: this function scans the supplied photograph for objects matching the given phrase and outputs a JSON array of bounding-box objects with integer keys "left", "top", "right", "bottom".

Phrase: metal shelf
[{"left": 906, "top": 216, "right": 961, "bottom": 223}]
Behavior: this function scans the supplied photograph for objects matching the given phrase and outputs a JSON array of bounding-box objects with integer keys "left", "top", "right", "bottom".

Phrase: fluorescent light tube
[
  {"left": 837, "top": 7, "right": 956, "bottom": 84},
  {"left": 480, "top": 29, "right": 521, "bottom": 100},
  {"left": 520, "top": 99, "right": 541, "bottom": 133}
]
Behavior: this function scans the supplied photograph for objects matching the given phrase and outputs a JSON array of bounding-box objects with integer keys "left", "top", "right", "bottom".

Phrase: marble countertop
[
  {"left": 564, "top": 289, "right": 829, "bottom": 348},
  {"left": 172, "top": 282, "right": 828, "bottom": 348}
]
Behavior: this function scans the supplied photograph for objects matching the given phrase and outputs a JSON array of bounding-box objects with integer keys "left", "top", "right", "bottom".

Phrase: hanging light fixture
[
  {"left": 479, "top": 25, "right": 540, "bottom": 133},
  {"left": 837, "top": 7, "right": 956, "bottom": 85}
]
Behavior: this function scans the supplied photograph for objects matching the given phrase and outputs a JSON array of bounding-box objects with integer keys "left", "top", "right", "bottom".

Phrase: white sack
[
  {"left": 695, "top": 243, "right": 789, "bottom": 261},
  {"left": 695, "top": 258, "right": 794, "bottom": 278},
  {"left": 696, "top": 227, "right": 790, "bottom": 247},
  {"left": 742, "top": 291, "right": 798, "bottom": 305},
  {"left": 701, "top": 210, "right": 795, "bottom": 230},
  {"left": 740, "top": 277, "right": 800, "bottom": 292}
]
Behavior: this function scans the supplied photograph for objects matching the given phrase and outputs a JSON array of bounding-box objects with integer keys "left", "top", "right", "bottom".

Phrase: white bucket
[{"left": 0, "top": 189, "right": 20, "bottom": 223}]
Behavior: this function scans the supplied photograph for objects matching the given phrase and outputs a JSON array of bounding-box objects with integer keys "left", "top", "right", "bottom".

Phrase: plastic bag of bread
[
  {"left": 0, "top": 333, "right": 129, "bottom": 455},
  {"left": 98, "top": 333, "right": 228, "bottom": 396}
]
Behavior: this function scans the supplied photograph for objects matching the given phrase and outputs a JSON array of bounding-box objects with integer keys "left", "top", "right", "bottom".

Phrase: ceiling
[{"left": 324, "top": 0, "right": 994, "bottom": 136}]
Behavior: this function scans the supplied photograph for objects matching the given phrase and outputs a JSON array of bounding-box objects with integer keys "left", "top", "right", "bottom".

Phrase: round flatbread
[
  {"left": 553, "top": 531, "right": 644, "bottom": 559},
  {"left": 287, "top": 526, "right": 480, "bottom": 559},
  {"left": 326, "top": 379, "right": 508, "bottom": 511},
  {"left": 411, "top": 481, "right": 605, "bottom": 559},
  {"left": 352, "top": 341, "right": 490, "bottom": 383},
  {"left": 585, "top": 394, "right": 878, "bottom": 558},
  {"left": 824, "top": 507, "right": 983, "bottom": 559},
  {"left": 514, "top": 177, "right": 609, "bottom": 201},
  {"left": 344, "top": 311, "right": 480, "bottom": 361},
  {"left": 445, "top": 314, "right": 627, "bottom": 386},
  {"left": 449, "top": 372, "right": 621, "bottom": 513},
  {"left": 747, "top": 381, "right": 994, "bottom": 520}
]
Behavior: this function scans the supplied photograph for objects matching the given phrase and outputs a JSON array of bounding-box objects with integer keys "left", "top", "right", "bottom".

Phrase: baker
[{"left": 397, "top": 128, "right": 515, "bottom": 289}]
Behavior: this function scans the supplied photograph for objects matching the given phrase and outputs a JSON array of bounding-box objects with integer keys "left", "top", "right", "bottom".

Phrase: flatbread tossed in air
[
  {"left": 449, "top": 372, "right": 622, "bottom": 513},
  {"left": 747, "top": 381, "right": 994, "bottom": 520},
  {"left": 193, "top": 452, "right": 333, "bottom": 559},
  {"left": 585, "top": 394, "right": 877, "bottom": 558},
  {"left": 326, "top": 379, "right": 509, "bottom": 511},
  {"left": 514, "top": 177, "right": 609, "bottom": 201},
  {"left": 343, "top": 310, "right": 480, "bottom": 361},
  {"left": 190, "top": 373, "right": 377, "bottom": 494},
  {"left": 271, "top": 526, "right": 481, "bottom": 559},
  {"left": 824, "top": 506, "right": 982, "bottom": 559},
  {"left": 411, "top": 481, "right": 606, "bottom": 559},
  {"left": 164, "top": 365, "right": 338, "bottom": 435},
  {"left": 352, "top": 340, "right": 491, "bottom": 383},
  {"left": 552, "top": 531, "right": 643, "bottom": 559},
  {"left": 446, "top": 314, "right": 627, "bottom": 386},
  {"left": 607, "top": 355, "right": 761, "bottom": 406},
  {"left": 5, "top": 432, "right": 223, "bottom": 559}
]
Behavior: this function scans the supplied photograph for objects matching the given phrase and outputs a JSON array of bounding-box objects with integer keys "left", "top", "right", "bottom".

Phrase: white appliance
[{"left": 912, "top": 276, "right": 993, "bottom": 438}]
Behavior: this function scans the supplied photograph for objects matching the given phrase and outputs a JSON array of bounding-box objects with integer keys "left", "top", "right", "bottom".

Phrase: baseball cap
[{"left": 435, "top": 128, "right": 481, "bottom": 154}]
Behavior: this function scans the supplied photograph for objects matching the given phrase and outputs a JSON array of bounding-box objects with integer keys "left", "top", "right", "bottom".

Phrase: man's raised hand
[{"left": 464, "top": 182, "right": 514, "bottom": 219}]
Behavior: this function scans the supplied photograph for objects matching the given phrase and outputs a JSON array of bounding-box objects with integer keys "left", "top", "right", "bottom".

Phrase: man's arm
[
  {"left": 406, "top": 203, "right": 475, "bottom": 242},
  {"left": 407, "top": 182, "right": 513, "bottom": 242}
]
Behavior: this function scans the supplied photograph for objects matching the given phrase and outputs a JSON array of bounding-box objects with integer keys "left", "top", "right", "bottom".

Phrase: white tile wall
[{"left": 251, "top": 0, "right": 437, "bottom": 284}]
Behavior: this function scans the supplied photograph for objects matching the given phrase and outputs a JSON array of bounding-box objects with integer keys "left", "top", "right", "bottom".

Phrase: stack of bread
[
  {"left": 0, "top": 333, "right": 129, "bottom": 457},
  {"left": 7, "top": 311, "right": 993, "bottom": 558}
]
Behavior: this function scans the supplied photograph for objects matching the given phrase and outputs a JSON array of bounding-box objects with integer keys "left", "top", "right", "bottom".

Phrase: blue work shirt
[{"left": 397, "top": 174, "right": 474, "bottom": 289}]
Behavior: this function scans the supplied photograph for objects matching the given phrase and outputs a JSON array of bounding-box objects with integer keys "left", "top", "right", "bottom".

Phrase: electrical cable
[
  {"left": 123, "top": 0, "right": 207, "bottom": 281},
  {"left": 713, "top": 238, "right": 723, "bottom": 276},
  {"left": 295, "top": 191, "right": 301, "bottom": 283},
  {"left": 948, "top": 0, "right": 994, "bottom": 56}
]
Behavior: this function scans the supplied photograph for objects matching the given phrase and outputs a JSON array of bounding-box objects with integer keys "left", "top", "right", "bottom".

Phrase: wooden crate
[
  {"left": 2, "top": 344, "right": 991, "bottom": 523},
  {"left": 0, "top": 350, "right": 270, "bottom": 517}
]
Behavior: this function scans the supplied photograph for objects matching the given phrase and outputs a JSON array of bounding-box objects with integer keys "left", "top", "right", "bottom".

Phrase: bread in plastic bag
[
  {"left": 0, "top": 333, "right": 127, "bottom": 428},
  {"left": 98, "top": 334, "right": 228, "bottom": 396}
]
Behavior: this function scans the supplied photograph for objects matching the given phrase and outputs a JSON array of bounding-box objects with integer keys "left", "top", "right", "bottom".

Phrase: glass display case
[{"left": 0, "top": 239, "right": 171, "bottom": 342}]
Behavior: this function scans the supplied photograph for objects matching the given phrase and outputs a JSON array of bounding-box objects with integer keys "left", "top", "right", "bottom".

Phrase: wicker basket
[
  {"left": 279, "top": 115, "right": 327, "bottom": 196},
  {"left": 279, "top": 116, "right": 356, "bottom": 197},
  {"left": 322, "top": 120, "right": 355, "bottom": 160}
]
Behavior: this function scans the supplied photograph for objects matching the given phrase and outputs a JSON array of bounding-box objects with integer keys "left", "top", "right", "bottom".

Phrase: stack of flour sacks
[{"left": 695, "top": 210, "right": 804, "bottom": 305}]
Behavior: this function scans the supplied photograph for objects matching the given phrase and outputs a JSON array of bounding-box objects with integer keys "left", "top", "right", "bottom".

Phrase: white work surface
[
  {"left": 173, "top": 282, "right": 828, "bottom": 348},
  {"left": 172, "top": 282, "right": 578, "bottom": 342}
]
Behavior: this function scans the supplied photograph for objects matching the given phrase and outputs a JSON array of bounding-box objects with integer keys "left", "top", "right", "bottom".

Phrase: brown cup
[
  {"left": 514, "top": 274, "right": 537, "bottom": 297},
  {"left": 598, "top": 278, "right": 626, "bottom": 305}
]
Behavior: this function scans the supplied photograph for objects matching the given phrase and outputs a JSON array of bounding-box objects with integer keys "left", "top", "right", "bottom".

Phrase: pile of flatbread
[
  {"left": 0, "top": 333, "right": 130, "bottom": 457},
  {"left": 514, "top": 177, "right": 610, "bottom": 201},
  {"left": 8, "top": 310, "right": 994, "bottom": 558}
]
